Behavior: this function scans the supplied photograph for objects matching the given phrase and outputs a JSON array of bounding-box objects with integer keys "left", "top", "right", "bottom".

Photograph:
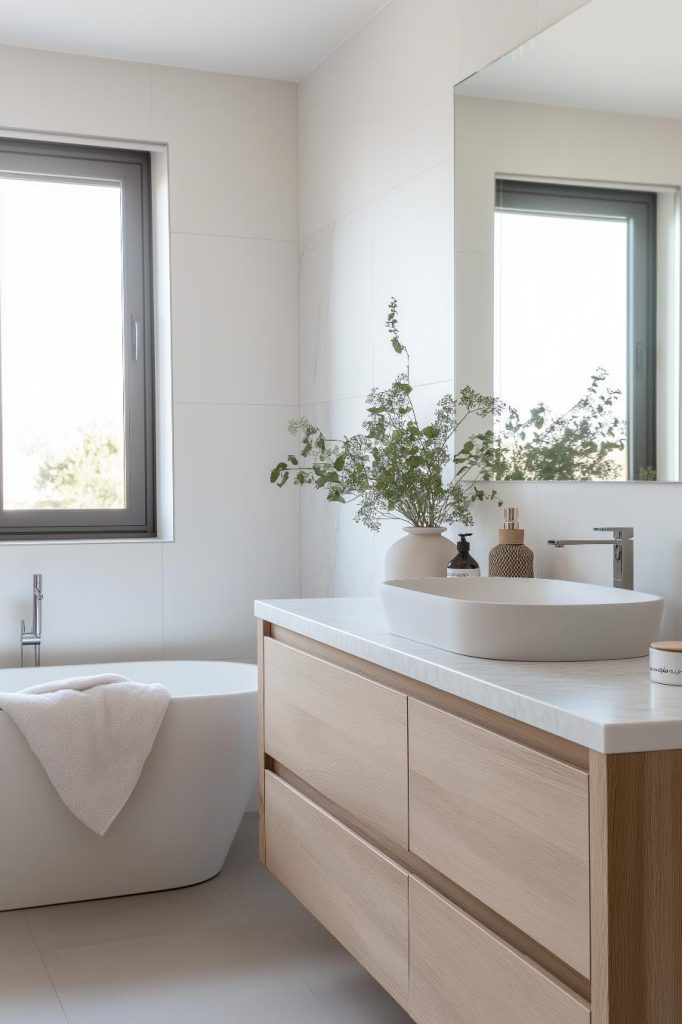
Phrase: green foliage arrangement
[
  {"left": 271, "top": 301, "right": 627, "bottom": 531},
  {"left": 270, "top": 300, "right": 503, "bottom": 530},
  {"left": 478, "top": 370, "right": 626, "bottom": 481}
]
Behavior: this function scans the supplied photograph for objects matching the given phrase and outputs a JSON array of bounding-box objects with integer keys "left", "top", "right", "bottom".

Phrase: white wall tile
[
  {"left": 0, "top": 543, "right": 163, "bottom": 668},
  {"left": 0, "top": 45, "right": 152, "bottom": 140},
  {"left": 299, "top": 398, "right": 375, "bottom": 598},
  {"left": 537, "top": 0, "right": 590, "bottom": 32},
  {"left": 297, "top": 21, "right": 378, "bottom": 239},
  {"left": 299, "top": 206, "right": 374, "bottom": 404},
  {"left": 162, "top": 403, "right": 300, "bottom": 659},
  {"left": 171, "top": 234, "right": 298, "bottom": 406},
  {"left": 0, "top": 45, "right": 299, "bottom": 664},
  {"left": 373, "top": 0, "right": 462, "bottom": 196},
  {"left": 530, "top": 483, "right": 682, "bottom": 637},
  {"left": 372, "top": 160, "right": 455, "bottom": 389},
  {"left": 152, "top": 65, "right": 297, "bottom": 240},
  {"left": 459, "top": 0, "right": 538, "bottom": 81}
]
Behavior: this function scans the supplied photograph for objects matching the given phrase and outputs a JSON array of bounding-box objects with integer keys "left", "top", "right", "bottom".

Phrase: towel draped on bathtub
[{"left": 0, "top": 674, "right": 170, "bottom": 835}]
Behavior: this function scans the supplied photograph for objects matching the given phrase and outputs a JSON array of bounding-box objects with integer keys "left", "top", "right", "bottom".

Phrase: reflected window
[{"left": 494, "top": 179, "right": 656, "bottom": 480}]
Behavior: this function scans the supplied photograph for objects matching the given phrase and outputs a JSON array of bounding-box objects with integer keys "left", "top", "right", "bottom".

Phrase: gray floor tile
[
  {"left": 42, "top": 923, "right": 336, "bottom": 1024},
  {"left": 0, "top": 951, "right": 68, "bottom": 1024},
  {"left": 2, "top": 814, "right": 411, "bottom": 1024}
]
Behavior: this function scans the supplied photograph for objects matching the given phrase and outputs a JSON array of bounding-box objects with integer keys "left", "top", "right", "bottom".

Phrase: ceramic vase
[{"left": 384, "top": 527, "right": 456, "bottom": 581}]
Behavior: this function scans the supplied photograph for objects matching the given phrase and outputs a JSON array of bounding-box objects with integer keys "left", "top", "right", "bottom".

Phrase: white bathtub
[{"left": 0, "top": 660, "right": 257, "bottom": 911}]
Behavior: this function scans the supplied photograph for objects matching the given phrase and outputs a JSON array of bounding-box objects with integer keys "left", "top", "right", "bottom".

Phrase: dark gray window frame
[
  {"left": 0, "top": 138, "right": 155, "bottom": 539},
  {"left": 495, "top": 178, "right": 657, "bottom": 480}
]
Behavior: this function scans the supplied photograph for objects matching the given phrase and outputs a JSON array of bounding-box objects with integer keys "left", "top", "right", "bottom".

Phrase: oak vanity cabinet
[{"left": 258, "top": 620, "right": 682, "bottom": 1024}]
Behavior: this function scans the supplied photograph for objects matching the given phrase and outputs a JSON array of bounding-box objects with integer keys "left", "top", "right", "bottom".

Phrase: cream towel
[{"left": 0, "top": 674, "right": 170, "bottom": 835}]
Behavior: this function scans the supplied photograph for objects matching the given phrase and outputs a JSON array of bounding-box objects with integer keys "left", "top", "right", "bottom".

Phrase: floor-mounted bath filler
[{"left": 20, "top": 574, "right": 43, "bottom": 667}]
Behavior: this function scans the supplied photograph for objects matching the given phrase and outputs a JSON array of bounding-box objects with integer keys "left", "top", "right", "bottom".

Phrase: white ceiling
[
  {"left": 0, "top": 0, "right": 389, "bottom": 81},
  {"left": 457, "top": 0, "right": 682, "bottom": 120}
]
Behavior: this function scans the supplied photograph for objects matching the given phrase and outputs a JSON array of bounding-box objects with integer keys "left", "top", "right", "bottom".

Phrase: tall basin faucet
[
  {"left": 547, "top": 528, "right": 634, "bottom": 590},
  {"left": 20, "top": 574, "right": 43, "bottom": 667}
]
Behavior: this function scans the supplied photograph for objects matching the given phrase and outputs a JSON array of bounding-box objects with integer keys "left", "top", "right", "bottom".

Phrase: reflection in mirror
[{"left": 454, "top": 0, "right": 681, "bottom": 481}]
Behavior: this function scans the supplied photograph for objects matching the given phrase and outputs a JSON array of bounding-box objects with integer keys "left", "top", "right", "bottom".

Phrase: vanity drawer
[
  {"left": 408, "top": 698, "right": 590, "bottom": 976},
  {"left": 263, "top": 638, "right": 408, "bottom": 846},
  {"left": 409, "top": 877, "right": 590, "bottom": 1024},
  {"left": 264, "top": 771, "right": 409, "bottom": 1007}
]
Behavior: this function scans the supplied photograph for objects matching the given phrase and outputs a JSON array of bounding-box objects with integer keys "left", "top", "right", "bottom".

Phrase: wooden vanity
[{"left": 256, "top": 604, "right": 682, "bottom": 1024}]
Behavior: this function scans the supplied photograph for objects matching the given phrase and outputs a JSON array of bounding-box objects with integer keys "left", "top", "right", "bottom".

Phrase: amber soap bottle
[{"left": 488, "top": 507, "right": 534, "bottom": 578}]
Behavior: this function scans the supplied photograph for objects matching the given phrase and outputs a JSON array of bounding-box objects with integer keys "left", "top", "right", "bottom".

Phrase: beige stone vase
[{"left": 384, "top": 527, "right": 456, "bottom": 581}]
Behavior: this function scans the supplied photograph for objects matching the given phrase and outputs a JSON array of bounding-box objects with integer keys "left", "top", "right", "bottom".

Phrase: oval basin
[{"left": 381, "top": 577, "right": 664, "bottom": 662}]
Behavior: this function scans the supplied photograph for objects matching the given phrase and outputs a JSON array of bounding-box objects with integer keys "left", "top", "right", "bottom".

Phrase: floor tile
[
  {"left": 0, "top": 952, "right": 67, "bottom": 1024},
  {"left": 43, "top": 924, "right": 335, "bottom": 1024},
  {"left": 0, "top": 911, "right": 37, "bottom": 957},
  {"left": 26, "top": 874, "right": 247, "bottom": 953},
  {"left": 5, "top": 814, "right": 411, "bottom": 1024},
  {"left": 266, "top": 917, "right": 412, "bottom": 1023}
]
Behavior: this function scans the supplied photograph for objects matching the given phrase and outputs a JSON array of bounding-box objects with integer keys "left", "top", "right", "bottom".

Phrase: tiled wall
[
  {"left": 0, "top": 45, "right": 300, "bottom": 666},
  {"left": 298, "top": 0, "right": 682, "bottom": 637},
  {"left": 297, "top": 0, "right": 588, "bottom": 598}
]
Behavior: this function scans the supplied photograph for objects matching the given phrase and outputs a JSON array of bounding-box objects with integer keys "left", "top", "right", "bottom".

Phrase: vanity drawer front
[
  {"left": 408, "top": 698, "right": 590, "bottom": 976},
  {"left": 409, "top": 878, "right": 590, "bottom": 1024},
  {"left": 263, "top": 638, "right": 408, "bottom": 846},
  {"left": 264, "top": 771, "right": 409, "bottom": 1007}
]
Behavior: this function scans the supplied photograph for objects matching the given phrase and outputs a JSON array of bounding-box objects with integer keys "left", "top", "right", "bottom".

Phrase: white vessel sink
[{"left": 381, "top": 577, "right": 664, "bottom": 662}]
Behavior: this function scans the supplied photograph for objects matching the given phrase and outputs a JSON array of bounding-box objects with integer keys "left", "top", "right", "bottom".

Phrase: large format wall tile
[
  {"left": 458, "top": 0, "right": 539, "bottom": 80},
  {"left": 372, "top": 159, "right": 455, "bottom": 389},
  {"left": 298, "top": 398, "right": 375, "bottom": 598},
  {"left": 372, "top": 0, "right": 461, "bottom": 197},
  {"left": 299, "top": 207, "right": 374, "bottom": 405},
  {"left": 152, "top": 65, "right": 297, "bottom": 240},
  {"left": 171, "top": 233, "right": 298, "bottom": 406},
  {"left": 297, "top": 22, "right": 378, "bottom": 240},
  {"left": 0, "top": 44, "right": 152, "bottom": 140},
  {"left": 0, "top": 542, "right": 163, "bottom": 668},
  {"left": 162, "top": 403, "right": 300, "bottom": 659}
]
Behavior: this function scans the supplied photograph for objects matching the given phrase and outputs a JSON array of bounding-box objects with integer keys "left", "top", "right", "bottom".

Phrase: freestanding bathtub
[{"left": 0, "top": 660, "right": 257, "bottom": 911}]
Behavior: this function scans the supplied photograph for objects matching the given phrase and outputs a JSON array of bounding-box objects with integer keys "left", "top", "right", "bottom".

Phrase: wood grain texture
[
  {"left": 409, "top": 877, "right": 590, "bottom": 1024},
  {"left": 270, "top": 623, "right": 588, "bottom": 769},
  {"left": 263, "top": 637, "right": 408, "bottom": 846},
  {"left": 257, "top": 619, "right": 271, "bottom": 865},
  {"left": 264, "top": 771, "right": 409, "bottom": 1008},
  {"left": 590, "top": 748, "right": 682, "bottom": 1023},
  {"left": 409, "top": 697, "right": 590, "bottom": 977},
  {"left": 272, "top": 760, "right": 590, "bottom": 1003}
]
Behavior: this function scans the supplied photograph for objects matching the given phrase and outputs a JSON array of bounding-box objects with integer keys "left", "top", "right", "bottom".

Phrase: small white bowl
[{"left": 650, "top": 642, "right": 682, "bottom": 685}]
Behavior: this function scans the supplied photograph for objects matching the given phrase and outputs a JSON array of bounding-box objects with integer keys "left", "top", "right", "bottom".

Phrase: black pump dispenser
[{"left": 447, "top": 533, "right": 481, "bottom": 578}]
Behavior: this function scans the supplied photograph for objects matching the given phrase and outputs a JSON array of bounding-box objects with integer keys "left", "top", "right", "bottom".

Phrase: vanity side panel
[
  {"left": 590, "top": 749, "right": 682, "bottom": 1024},
  {"left": 257, "top": 618, "right": 271, "bottom": 865}
]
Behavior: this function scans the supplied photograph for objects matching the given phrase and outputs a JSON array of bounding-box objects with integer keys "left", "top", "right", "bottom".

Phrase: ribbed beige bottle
[{"left": 488, "top": 507, "right": 534, "bottom": 578}]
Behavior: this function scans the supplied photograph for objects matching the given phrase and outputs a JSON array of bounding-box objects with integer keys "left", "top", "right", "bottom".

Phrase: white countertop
[{"left": 255, "top": 596, "right": 682, "bottom": 754}]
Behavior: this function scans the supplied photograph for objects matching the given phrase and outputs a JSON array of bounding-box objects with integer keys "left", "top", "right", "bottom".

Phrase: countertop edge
[{"left": 255, "top": 600, "right": 617, "bottom": 752}]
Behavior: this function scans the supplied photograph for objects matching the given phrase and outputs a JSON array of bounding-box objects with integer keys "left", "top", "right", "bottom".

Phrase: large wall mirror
[{"left": 454, "top": 0, "right": 681, "bottom": 482}]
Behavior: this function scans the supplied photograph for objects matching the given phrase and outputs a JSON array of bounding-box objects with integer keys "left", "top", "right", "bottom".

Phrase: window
[
  {"left": 495, "top": 179, "right": 657, "bottom": 480},
  {"left": 0, "top": 138, "right": 155, "bottom": 538}
]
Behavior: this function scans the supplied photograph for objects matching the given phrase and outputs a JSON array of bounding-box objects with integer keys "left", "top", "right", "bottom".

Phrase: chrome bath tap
[
  {"left": 20, "top": 574, "right": 44, "bottom": 667},
  {"left": 547, "top": 528, "right": 634, "bottom": 590}
]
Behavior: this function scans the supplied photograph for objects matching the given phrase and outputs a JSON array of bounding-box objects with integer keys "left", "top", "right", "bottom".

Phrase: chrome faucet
[
  {"left": 20, "top": 574, "right": 43, "bottom": 667},
  {"left": 547, "top": 528, "right": 634, "bottom": 590}
]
